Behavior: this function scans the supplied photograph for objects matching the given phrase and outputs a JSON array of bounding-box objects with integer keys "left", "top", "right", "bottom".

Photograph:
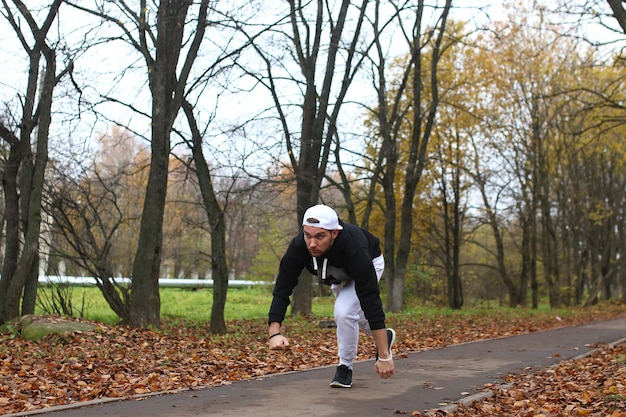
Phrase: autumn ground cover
[
  {"left": 1, "top": 302, "right": 626, "bottom": 416},
  {"left": 451, "top": 341, "right": 626, "bottom": 417}
]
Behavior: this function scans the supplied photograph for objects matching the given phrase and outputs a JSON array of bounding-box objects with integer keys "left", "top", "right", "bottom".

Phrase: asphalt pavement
[{"left": 9, "top": 317, "right": 626, "bottom": 417}]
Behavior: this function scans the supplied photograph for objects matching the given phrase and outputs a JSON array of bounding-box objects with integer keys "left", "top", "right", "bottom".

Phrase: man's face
[{"left": 303, "top": 225, "right": 338, "bottom": 257}]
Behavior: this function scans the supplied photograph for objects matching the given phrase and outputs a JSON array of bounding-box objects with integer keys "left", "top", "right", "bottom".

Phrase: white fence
[{"left": 38, "top": 276, "right": 267, "bottom": 288}]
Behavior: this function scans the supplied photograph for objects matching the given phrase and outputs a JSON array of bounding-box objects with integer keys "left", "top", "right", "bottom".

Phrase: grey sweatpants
[{"left": 332, "top": 254, "right": 385, "bottom": 368}]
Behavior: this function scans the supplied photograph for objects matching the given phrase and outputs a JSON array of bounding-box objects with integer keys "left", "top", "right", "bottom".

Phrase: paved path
[{"left": 13, "top": 317, "right": 626, "bottom": 417}]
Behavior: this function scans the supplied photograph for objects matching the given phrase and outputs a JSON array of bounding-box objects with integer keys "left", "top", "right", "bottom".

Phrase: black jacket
[{"left": 268, "top": 220, "right": 386, "bottom": 330}]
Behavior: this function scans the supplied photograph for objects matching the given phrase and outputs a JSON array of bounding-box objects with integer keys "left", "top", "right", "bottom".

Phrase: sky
[{"left": 0, "top": 0, "right": 622, "bottom": 173}]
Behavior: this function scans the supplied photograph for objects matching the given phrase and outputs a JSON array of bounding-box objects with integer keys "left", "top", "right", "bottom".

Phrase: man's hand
[
  {"left": 374, "top": 357, "right": 395, "bottom": 378},
  {"left": 269, "top": 334, "right": 289, "bottom": 350},
  {"left": 268, "top": 322, "right": 289, "bottom": 350}
]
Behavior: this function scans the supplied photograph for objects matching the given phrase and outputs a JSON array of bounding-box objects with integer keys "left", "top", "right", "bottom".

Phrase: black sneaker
[
  {"left": 375, "top": 328, "right": 396, "bottom": 361},
  {"left": 329, "top": 365, "right": 352, "bottom": 388}
]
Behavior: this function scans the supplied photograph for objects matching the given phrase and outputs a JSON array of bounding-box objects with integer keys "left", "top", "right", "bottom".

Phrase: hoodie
[{"left": 268, "top": 220, "right": 386, "bottom": 330}]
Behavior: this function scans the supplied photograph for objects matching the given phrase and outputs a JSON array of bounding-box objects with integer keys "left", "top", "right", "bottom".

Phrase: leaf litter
[{"left": 1, "top": 304, "right": 626, "bottom": 416}]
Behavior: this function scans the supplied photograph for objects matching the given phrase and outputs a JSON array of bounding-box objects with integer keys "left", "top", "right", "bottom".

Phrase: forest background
[{"left": 0, "top": 0, "right": 625, "bottom": 334}]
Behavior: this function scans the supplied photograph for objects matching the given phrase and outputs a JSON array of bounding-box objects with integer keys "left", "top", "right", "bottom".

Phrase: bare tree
[
  {"left": 168, "top": 3, "right": 260, "bottom": 333},
  {"left": 44, "top": 129, "right": 146, "bottom": 322},
  {"left": 242, "top": 0, "right": 372, "bottom": 315},
  {"left": 364, "top": 0, "right": 452, "bottom": 312},
  {"left": 69, "top": 0, "right": 211, "bottom": 328},
  {"left": 180, "top": 100, "right": 229, "bottom": 334},
  {"left": 432, "top": 132, "right": 467, "bottom": 309},
  {"left": 0, "top": 0, "right": 74, "bottom": 323}
]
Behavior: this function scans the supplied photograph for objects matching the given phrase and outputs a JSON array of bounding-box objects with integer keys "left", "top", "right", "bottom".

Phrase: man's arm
[
  {"left": 372, "top": 328, "right": 395, "bottom": 378},
  {"left": 268, "top": 235, "right": 306, "bottom": 324},
  {"left": 268, "top": 235, "right": 308, "bottom": 350}
]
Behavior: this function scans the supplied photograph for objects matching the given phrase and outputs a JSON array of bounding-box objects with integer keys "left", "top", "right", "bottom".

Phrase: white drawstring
[{"left": 312, "top": 257, "right": 328, "bottom": 281}]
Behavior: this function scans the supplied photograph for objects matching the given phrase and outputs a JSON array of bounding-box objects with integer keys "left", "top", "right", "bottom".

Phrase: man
[{"left": 268, "top": 204, "right": 395, "bottom": 388}]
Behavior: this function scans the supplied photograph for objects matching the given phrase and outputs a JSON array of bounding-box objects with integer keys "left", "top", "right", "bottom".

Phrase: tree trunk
[
  {"left": 209, "top": 212, "right": 228, "bottom": 334},
  {"left": 6, "top": 90, "right": 51, "bottom": 319},
  {"left": 291, "top": 179, "right": 318, "bottom": 315},
  {"left": 0, "top": 1, "right": 63, "bottom": 323},
  {"left": 447, "top": 158, "right": 463, "bottom": 310},
  {"left": 128, "top": 135, "right": 168, "bottom": 328},
  {"left": 621, "top": 265, "right": 626, "bottom": 304},
  {"left": 292, "top": 271, "right": 313, "bottom": 317},
  {"left": 0, "top": 145, "right": 23, "bottom": 322},
  {"left": 182, "top": 100, "right": 229, "bottom": 334},
  {"left": 18, "top": 44, "right": 57, "bottom": 316},
  {"left": 21, "top": 254, "right": 40, "bottom": 315},
  {"left": 129, "top": 0, "right": 195, "bottom": 328}
]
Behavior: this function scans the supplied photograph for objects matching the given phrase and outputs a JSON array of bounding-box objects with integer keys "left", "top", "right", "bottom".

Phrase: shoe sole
[
  {"left": 329, "top": 381, "right": 352, "bottom": 388},
  {"left": 388, "top": 328, "right": 396, "bottom": 350}
]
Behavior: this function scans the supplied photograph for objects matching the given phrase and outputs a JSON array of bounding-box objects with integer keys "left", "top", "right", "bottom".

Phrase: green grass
[
  {"left": 36, "top": 285, "right": 626, "bottom": 328},
  {"left": 36, "top": 285, "right": 336, "bottom": 324}
]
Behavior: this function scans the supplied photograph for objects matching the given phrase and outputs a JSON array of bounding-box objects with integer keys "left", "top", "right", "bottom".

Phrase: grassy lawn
[
  {"left": 35, "top": 283, "right": 622, "bottom": 329},
  {"left": 36, "top": 285, "right": 336, "bottom": 324}
]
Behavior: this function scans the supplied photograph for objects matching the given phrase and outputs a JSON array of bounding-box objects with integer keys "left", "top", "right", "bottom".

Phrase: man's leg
[
  {"left": 331, "top": 255, "right": 386, "bottom": 387},
  {"left": 333, "top": 281, "right": 360, "bottom": 368}
]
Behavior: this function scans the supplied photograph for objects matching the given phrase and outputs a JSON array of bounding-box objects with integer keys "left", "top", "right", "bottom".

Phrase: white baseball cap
[{"left": 302, "top": 204, "right": 343, "bottom": 230}]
